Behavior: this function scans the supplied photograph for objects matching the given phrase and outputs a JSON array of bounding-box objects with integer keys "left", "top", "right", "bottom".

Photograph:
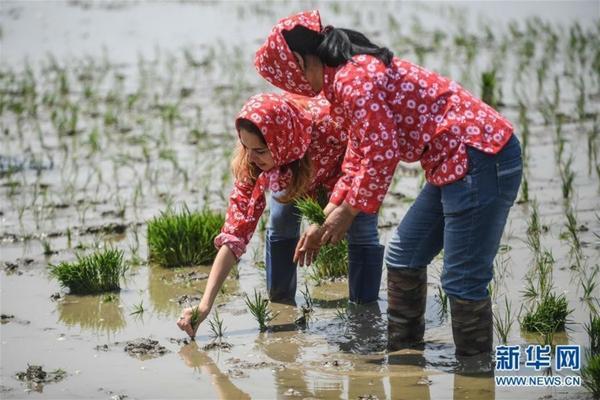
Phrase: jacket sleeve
[
  {"left": 329, "top": 71, "right": 401, "bottom": 214},
  {"left": 214, "top": 176, "right": 266, "bottom": 260}
]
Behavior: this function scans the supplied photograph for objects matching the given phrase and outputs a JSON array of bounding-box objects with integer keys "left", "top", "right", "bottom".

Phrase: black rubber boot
[
  {"left": 348, "top": 244, "right": 384, "bottom": 304},
  {"left": 387, "top": 267, "right": 427, "bottom": 350},
  {"left": 265, "top": 236, "right": 298, "bottom": 304},
  {"left": 449, "top": 296, "right": 493, "bottom": 357}
]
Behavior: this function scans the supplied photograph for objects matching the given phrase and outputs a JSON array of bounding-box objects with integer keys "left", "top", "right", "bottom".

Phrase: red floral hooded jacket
[
  {"left": 255, "top": 10, "right": 514, "bottom": 214},
  {"left": 214, "top": 93, "right": 345, "bottom": 259}
]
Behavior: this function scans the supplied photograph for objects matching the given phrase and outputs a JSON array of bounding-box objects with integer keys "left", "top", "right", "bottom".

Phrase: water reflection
[
  {"left": 148, "top": 264, "right": 240, "bottom": 316},
  {"left": 177, "top": 342, "right": 250, "bottom": 400},
  {"left": 56, "top": 294, "right": 125, "bottom": 336}
]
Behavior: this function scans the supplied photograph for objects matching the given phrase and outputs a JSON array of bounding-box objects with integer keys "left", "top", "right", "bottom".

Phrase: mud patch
[
  {"left": 3, "top": 258, "right": 34, "bottom": 274},
  {"left": 15, "top": 365, "right": 67, "bottom": 391},
  {"left": 171, "top": 271, "right": 209, "bottom": 284},
  {"left": 202, "top": 341, "right": 233, "bottom": 351},
  {"left": 1, "top": 314, "right": 14, "bottom": 323},
  {"left": 171, "top": 294, "right": 202, "bottom": 305},
  {"left": 168, "top": 337, "right": 192, "bottom": 345},
  {"left": 226, "top": 357, "right": 285, "bottom": 371},
  {"left": 124, "top": 338, "right": 170, "bottom": 359}
]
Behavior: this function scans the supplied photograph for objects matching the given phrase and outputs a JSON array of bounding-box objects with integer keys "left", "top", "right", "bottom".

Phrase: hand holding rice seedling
[{"left": 294, "top": 197, "right": 348, "bottom": 281}]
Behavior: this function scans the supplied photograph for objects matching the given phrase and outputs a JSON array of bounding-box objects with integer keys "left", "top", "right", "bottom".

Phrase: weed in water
[
  {"left": 493, "top": 296, "right": 515, "bottom": 344},
  {"left": 581, "top": 354, "right": 600, "bottom": 398},
  {"left": 130, "top": 300, "right": 145, "bottom": 316},
  {"left": 585, "top": 314, "right": 600, "bottom": 357},
  {"left": 521, "top": 292, "right": 571, "bottom": 334},
  {"left": 147, "top": 205, "right": 224, "bottom": 268},
  {"left": 244, "top": 289, "right": 277, "bottom": 332},
  {"left": 50, "top": 248, "right": 128, "bottom": 294}
]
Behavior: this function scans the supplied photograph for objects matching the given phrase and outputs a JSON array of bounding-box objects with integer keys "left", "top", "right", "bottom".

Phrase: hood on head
[
  {"left": 254, "top": 10, "right": 322, "bottom": 97},
  {"left": 235, "top": 93, "right": 313, "bottom": 167}
]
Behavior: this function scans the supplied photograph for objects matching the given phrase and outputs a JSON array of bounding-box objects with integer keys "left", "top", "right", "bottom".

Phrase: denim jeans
[
  {"left": 385, "top": 134, "right": 522, "bottom": 301},
  {"left": 267, "top": 193, "right": 380, "bottom": 246}
]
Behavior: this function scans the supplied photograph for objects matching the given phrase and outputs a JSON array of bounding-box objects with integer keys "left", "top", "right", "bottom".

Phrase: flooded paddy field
[{"left": 1, "top": 1, "right": 599, "bottom": 399}]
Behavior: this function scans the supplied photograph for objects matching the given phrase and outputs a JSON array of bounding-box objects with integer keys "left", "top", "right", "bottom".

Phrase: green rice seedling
[
  {"left": 560, "top": 156, "right": 575, "bottom": 201},
  {"left": 189, "top": 303, "right": 201, "bottom": 332},
  {"left": 585, "top": 314, "right": 600, "bottom": 357},
  {"left": 581, "top": 354, "right": 600, "bottom": 398},
  {"left": 521, "top": 292, "right": 571, "bottom": 334},
  {"left": 244, "top": 289, "right": 277, "bottom": 332},
  {"left": 295, "top": 197, "right": 326, "bottom": 225},
  {"left": 588, "top": 118, "right": 599, "bottom": 176},
  {"left": 518, "top": 174, "right": 529, "bottom": 204},
  {"left": 518, "top": 101, "right": 530, "bottom": 166},
  {"left": 310, "top": 242, "right": 349, "bottom": 281},
  {"left": 435, "top": 284, "right": 448, "bottom": 316},
  {"left": 493, "top": 296, "right": 515, "bottom": 344},
  {"left": 481, "top": 70, "right": 498, "bottom": 108},
  {"left": 564, "top": 207, "right": 581, "bottom": 253},
  {"left": 50, "top": 248, "right": 128, "bottom": 294},
  {"left": 147, "top": 205, "right": 224, "bottom": 268},
  {"left": 208, "top": 309, "right": 226, "bottom": 340},
  {"left": 581, "top": 265, "right": 599, "bottom": 305},
  {"left": 299, "top": 282, "right": 314, "bottom": 325},
  {"left": 335, "top": 307, "right": 348, "bottom": 322},
  {"left": 42, "top": 239, "right": 53, "bottom": 256},
  {"left": 526, "top": 200, "right": 541, "bottom": 255},
  {"left": 295, "top": 197, "right": 349, "bottom": 281},
  {"left": 130, "top": 300, "right": 145, "bottom": 316}
]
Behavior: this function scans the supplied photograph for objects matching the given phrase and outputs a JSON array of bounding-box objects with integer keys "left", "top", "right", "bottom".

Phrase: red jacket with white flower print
[
  {"left": 214, "top": 93, "right": 345, "bottom": 259},
  {"left": 254, "top": 10, "right": 514, "bottom": 214}
]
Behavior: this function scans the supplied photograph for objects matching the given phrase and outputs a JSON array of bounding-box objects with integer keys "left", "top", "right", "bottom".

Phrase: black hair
[
  {"left": 282, "top": 25, "right": 393, "bottom": 67},
  {"left": 236, "top": 118, "right": 266, "bottom": 144}
]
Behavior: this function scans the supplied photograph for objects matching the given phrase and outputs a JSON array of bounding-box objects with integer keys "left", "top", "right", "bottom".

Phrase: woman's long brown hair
[{"left": 232, "top": 118, "right": 313, "bottom": 204}]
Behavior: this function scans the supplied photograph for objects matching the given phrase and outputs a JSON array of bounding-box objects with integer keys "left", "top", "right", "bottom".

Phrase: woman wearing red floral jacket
[
  {"left": 177, "top": 92, "right": 383, "bottom": 338},
  {"left": 254, "top": 10, "right": 522, "bottom": 358}
]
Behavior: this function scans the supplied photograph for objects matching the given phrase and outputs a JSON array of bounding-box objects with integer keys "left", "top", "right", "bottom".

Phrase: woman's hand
[
  {"left": 320, "top": 202, "right": 359, "bottom": 245},
  {"left": 177, "top": 304, "right": 209, "bottom": 339},
  {"left": 294, "top": 223, "right": 323, "bottom": 266}
]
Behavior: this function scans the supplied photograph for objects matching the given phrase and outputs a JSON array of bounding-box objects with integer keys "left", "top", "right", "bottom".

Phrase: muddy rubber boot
[
  {"left": 348, "top": 244, "right": 384, "bottom": 304},
  {"left": 265, "top": 237, "right": 298, "bottom": 304},
  {"left": 449, "top": 296, "right": 493, "bottom": 357},
  {"left": 387, "top": 267, "right": 427, "bottom": 350}
]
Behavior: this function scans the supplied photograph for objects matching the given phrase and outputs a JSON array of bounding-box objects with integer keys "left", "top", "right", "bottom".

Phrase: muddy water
[{"left": 1, "top": 1, "right": 599, "bottom": 399}]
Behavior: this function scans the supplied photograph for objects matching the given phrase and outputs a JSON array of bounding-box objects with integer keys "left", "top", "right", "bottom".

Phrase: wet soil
[{"left": 0, "top": 1, "right": 598, "bottom": 399}]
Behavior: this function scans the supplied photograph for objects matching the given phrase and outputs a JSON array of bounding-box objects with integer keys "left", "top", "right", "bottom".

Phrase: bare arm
[{"left": 177, "top": 245, "right": 237, "bottom": 338}]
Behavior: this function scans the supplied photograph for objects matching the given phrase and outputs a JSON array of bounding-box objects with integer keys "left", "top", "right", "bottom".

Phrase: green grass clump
[
  {"left": 295, "top": 197, "right": 349, "bottom": 281},
  {"left": 521, "top": 292, "right": 571, "bottom": 334},
  {"left": 50, "top": 248, "right": 128, "bottom": 294},
  {"left": 582, "top": 354, "right": 600, "bottom": 398},
  {"left": 244, "top": 289, "right": 277, "bottom": 332},
  {"left": 586, "top": 315, "right": 600, "bottom": 357},
  {"left": 147, "top": 206, "right": 224, "bottom": 268}
]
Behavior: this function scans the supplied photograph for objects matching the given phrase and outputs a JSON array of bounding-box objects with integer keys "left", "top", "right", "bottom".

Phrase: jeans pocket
[
  {"left": 441, "top": 174, "right": 478, "bottom": 216},
  {"left": 496, "top": 156, "right": 523, "bottom": 205}
]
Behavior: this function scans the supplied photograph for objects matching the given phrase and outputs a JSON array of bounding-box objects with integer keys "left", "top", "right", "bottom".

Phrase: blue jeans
[
  {"left": 267, "top": 194, "right": 380, "bottom": 245},
  {"left": 385, "top": 135, "right": 522, "bottom": 301}
]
